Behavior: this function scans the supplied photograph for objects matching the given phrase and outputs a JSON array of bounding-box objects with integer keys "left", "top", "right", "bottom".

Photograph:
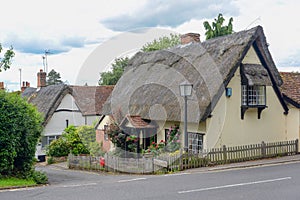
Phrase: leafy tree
[
  {"left": 203, "top": 13, "right": 233, "bottom": 40},
  {"left": 0, "top": 90, "right": 43, "bottom": 177},
  {"left": 99, "top": 57, "right": 129, "bottom": 85},
  {"left": 141, "top": 33, "right": 180, "bottom": 52},
  {"left": 47, "top": 69, "right": 63, "bottom": 85},
  {"left": 77, "top": 125, "right": 104, "bottom": 156},
  {"left": 0, "top": 44, "right": 14, "bottom": 72}
]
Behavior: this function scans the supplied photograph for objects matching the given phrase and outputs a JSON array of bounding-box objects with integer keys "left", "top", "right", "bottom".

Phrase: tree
[
  {"left": 99, "top": 34, "right": 180, "bottom": 85},
  {"left": 141, "top": 33, "right": 180, "bottom": 52},
  {"left": 47, "top": 69, "right": 63, "bottom": 85},
  {"left": 203, "top": 13, "right": 233, "bottom": 40},
  {"left": 0, "top": 90, "right": 43, "bottom": 177},
  {"left": 99, "top": 57, "right": 129, "bottom": 85},
  {"left": 0, "top": 44, "right": 14, "bottom": 72}
]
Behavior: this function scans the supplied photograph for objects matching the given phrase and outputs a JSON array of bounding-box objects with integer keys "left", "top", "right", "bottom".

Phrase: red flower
[{"left": 152, "top": 142, "right": 156, "bottom": 145}]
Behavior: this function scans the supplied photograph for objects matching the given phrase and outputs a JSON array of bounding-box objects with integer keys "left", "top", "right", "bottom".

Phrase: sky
[{"left": 0, "top": 0, "right": 299, "bottom": 91}]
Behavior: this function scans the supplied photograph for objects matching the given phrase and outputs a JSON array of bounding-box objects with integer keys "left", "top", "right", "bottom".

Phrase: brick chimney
[
  {"left": 0, "top": 82, "right": 4, "bottom": 90},
  {"left": 37, "top": 69, "right": 46, "bottom": 87},
  {"left": 180, "top": 33, "right": 200, "bottom": 45},
  {"left": 21, "top": 81, "right": 30, "bottom": 92}
]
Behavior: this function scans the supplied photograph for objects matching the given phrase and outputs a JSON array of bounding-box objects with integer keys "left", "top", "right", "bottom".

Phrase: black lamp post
[{"left": 179, "top": 81, "right": 193, "bottom": 153}]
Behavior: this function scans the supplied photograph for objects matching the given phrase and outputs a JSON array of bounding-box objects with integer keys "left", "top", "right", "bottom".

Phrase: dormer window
[
  {"left": 241, "top": 85, "right": 266, "bottom": 106},
  {"left": 240, "top": 64, "right": 271, "bottom": 120}
]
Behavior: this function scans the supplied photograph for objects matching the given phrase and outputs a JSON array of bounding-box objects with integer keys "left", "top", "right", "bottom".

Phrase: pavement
[{"left": 185, "top": 153, "right": 300, "bottom": 173}]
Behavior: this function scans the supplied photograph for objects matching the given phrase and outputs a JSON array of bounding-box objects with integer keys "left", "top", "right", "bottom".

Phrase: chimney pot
[
  {"left": 37, "top": 69, "right": 47, "bottom": 87},
  {"left": 180, "top": 33, "right": 200, "bottom": 45}
]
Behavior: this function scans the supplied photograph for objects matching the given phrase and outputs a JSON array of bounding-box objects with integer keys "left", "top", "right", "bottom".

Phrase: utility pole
[{"left": 19, "top": 68, "right": 22, "bottom": 90}]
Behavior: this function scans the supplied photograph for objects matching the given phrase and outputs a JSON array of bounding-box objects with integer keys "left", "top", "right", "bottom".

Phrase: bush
[
  {"left": 31, "top": 171, "right": 48, "bottom": 184},
  {"left": 47, "top": 126, "right": 90, "bottom": 157},
  {"left": 47, "top": 138, "right": 70, "bottom": 157},
  {"left": 0, "top": 91, "right": 43, "bottom": 177}
]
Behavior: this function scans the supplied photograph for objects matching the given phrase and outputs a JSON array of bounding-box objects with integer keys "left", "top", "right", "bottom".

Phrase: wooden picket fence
[{"left": 68, "top": 139, "right": 298, "bottom": 174}]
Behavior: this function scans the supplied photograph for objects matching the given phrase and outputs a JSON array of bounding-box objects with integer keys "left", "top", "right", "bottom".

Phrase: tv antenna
[{"left": 42, "top": 49, "right": 51, "bottom": 73}]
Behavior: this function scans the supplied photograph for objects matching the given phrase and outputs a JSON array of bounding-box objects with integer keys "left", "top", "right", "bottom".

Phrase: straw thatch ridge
[
  {"left": 22, "top": 85, "right": 114, "bottom": 126},
  {"left": 241, "top": 64, "right": 272, "bottom": 86},
  {"left": 102, "top": 26, "right": 285, "bottom": 122}
]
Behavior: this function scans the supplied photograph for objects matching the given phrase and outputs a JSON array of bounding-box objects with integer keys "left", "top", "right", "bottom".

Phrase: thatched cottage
[
  {"left": 22, "top": 71, "right": 113, "bottom": 156},
  {"left": 97, "top": 26, "right": 299, "bottom": 153}
]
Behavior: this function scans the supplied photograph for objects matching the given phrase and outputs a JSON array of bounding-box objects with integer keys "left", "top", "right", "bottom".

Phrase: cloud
[
  {"left": 277, "top": 50, "right": 300, "bottom": 68},
  {"left": 3, "top": 34, "right": 88, "bottom": 55},
  {"left": 101, "top": 0, "right": 239, "bottom": 31}
]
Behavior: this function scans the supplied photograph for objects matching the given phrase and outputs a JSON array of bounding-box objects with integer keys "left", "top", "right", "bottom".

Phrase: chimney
[
  {"left": 180, "top": 33, "right": 200, "bottom": 45},
  {"left": 37, "top": 69, "right": 46, "bottom": 87},
  {"left": 0, "top": 82, "right": 4, "bottom": 90},
  {"left": 21, "top": 81, "right": 31, "bottom": 93}
]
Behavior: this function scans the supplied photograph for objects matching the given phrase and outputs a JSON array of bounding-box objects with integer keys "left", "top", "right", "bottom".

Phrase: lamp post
[{"left": 179, "top": 81, "right": 193, "bottom": 153}]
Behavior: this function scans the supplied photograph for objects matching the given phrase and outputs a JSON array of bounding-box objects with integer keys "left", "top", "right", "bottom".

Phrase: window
[
  {"left": 242, "top": 85, "right": 266, "bottom": 106},
  {"left": 188, "top": 132, "right": 204, "bottom": 154},
  {"left": 47, "top": 135, "right": 60, "bottom": 145}
]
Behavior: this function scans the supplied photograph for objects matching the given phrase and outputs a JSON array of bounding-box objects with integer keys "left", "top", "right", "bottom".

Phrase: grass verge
[{"left": 0, "top": 177, "right": 36, "bottom": 188}]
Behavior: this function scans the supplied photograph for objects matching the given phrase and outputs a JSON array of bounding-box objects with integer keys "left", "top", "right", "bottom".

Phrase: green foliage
[
  {"left": 47, "top": 156, "right": 55, "bottom": 165},
  {"left": 47, "top": 125, "right": 90, "bottom": 157},
  {"left": 47, "top": 139, "right": 70, "bottom": 157},
  {"left": 203, "top": 13, "right": 233, "bottom": 40},
  {"left": 165, "top": 125, "right": 181, "bottom": 152},
  {"left": 99, "top": 57, "right": 129, "bottom": 85},
  {"left": 77, "top": 125, "right": 105, "bottom": 156},
  {"left": 141, "top": 33, "right": 180, "bottom": 52},
  {"left": 31, "top": 171, "right": 48, "bottom": 184},
  {"left": 0, "top": 44, "right": 15, "bottom": 72},
  {"left": 46, "top": 69, "right": 63, "bottom": 85},
  {"left": 0, "top": 90, "right": 43, "bottom": 177},
  {"left": 144, "top": 140, "right": 166, "bottom": 156}
]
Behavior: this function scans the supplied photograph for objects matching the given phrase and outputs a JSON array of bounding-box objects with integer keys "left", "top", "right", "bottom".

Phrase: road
[{"left": 1, "top": 161, "right": 300, "bottom": 200}]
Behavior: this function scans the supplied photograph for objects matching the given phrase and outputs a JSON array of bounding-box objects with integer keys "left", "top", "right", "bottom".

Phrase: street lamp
[{"left": 179, "top": 81, "right": 193, "bottom": 153}]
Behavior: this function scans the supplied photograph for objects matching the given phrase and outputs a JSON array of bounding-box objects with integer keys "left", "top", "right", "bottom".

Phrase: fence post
[
  {"left": 179, "top": 149, "right": 183, "bottom": 171},
  {"left": 223, "top": 145, "right": 227, "bottom": 164},
  {"left": 295, "top": 139, "right": 299, "bottom": 154},
  {"left": 261, "top": 141, "right": 266, "bottom": 158}
]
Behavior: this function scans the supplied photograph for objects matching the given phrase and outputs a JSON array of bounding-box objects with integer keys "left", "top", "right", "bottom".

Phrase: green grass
[{"left": 0, "top": 177, "right": 36, "bottom": 188}]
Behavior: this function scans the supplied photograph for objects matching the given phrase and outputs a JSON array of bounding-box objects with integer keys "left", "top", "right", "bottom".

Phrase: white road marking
[
  {"left": 61, "top": 183, "right": 97, "bottom": 188},
  {"left": 117, "top": 178, "right": 147, "bottom": 183},
  {"left": 164, "top": 172, "right": 191, "bottom": 177},
  {"left": 178, "top": 177, "right": 292, "bottom": 194}
]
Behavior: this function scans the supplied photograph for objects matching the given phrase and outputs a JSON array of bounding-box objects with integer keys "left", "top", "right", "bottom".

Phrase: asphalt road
[{"left": 1, "top": 161, "right": 300, "bottom": 200}]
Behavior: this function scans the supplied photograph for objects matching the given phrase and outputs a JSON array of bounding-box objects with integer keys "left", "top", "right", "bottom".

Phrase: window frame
[
  {"left": 241, "top": 85, "right": 266, "bottom": 107},
  {"left": 188, "top": 132, "right": 204, "bottom": 154}
]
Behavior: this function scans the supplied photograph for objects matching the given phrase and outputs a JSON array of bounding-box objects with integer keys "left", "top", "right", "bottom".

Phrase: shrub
[
  {"left": 47, "top": 126, "right": 90, "bottom": 157},
  {"left": 0, "top": 91, "right": 43, "bottom": 177},
  {"left": 31, "top": 171, "right": 48, "bottom": 184},
  {"left": 47, "top": 138, "right": 70, "bottom": 157}
]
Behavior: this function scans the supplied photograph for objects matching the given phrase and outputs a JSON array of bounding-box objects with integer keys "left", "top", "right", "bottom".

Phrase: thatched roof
[
  {"left": 22, "top": 85, "right": 113, "bottom": 125},
  {"left": 280, "top": 72, "right": 300, "bottom": 108},
  {"left": 103, "top": 26, "right": 285, "bottom": 122},
  {"left": 242, "top": 64, "right": 272, "bottom": 86}
]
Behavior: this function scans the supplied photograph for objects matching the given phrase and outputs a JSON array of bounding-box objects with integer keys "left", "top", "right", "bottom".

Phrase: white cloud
[{"left": 0, "top": 0, "right": 299, "bottom": 91}]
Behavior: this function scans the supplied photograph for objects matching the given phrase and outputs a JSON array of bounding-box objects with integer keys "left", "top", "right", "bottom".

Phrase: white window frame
[
  {"left": 242, "top": 85, "right": 266, "bottom": 106},
  {"left": 188, "top": 132, "right": 204, "bottom": 154}
]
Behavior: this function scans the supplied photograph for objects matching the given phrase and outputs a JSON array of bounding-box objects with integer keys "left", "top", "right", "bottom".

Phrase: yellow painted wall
[{"left": 206, "top": 45, "right": 299, "bottom": 148}]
